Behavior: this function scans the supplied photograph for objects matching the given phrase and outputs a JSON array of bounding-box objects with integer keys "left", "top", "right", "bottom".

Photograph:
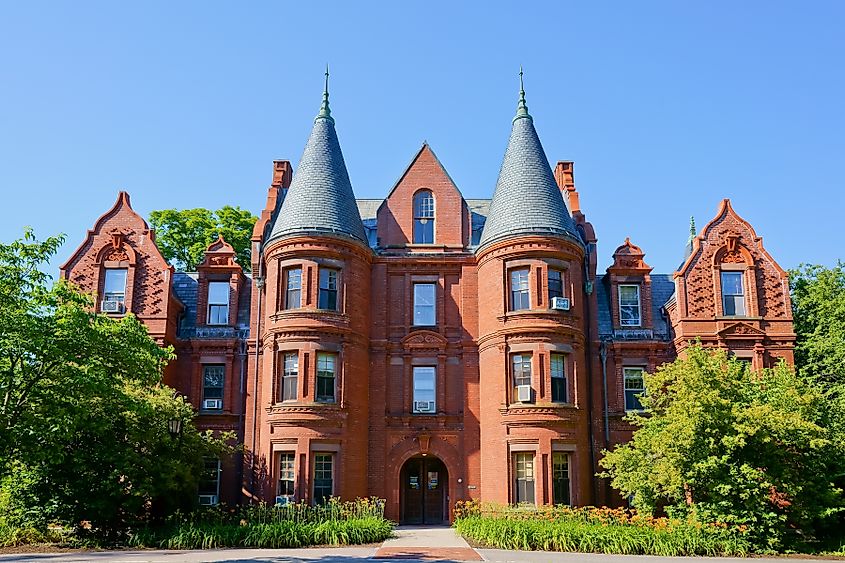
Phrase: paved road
[{"left": 2, "top": 525, "right": 843, "bottom": 562}]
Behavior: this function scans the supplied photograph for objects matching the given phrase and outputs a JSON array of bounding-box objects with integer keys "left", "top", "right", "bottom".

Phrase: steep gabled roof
[
  {"left": 266, "top": 75, "right": 367, "bottom": 246},
  {"left": 477, "top": 74, "right": 580, "bottom": 252}
]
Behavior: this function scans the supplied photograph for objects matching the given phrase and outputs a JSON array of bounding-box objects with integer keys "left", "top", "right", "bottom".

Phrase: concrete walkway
[{"left": 373, "top": 525, "right": 481, "bottom": 560}]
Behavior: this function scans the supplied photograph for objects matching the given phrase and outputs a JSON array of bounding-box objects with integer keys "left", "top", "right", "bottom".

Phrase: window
[
  {"left": 512, "top": 353, "right": 532, "bottom": 402},
  {"left": 510, "top": 269, "right": 530, "bottom": 311},
  {"left": 318, "top": 268, "right": 339, "bottom": 310},
  {"left": 413, "top": 366, "right": 436, "bottom": 413},
  {"left": 281, "top": 352, "right": 298, "bottom": 401},
  {"left": 548, "top": 269, "right": 564, "bottom": 301},
  {"left": 316, "top": 353, "right": 336, "bottom": 403},
  {"left": 513, "top": 452, "right": 535, "bottom": 505},
  {"left": 619, "top": 285, "right": 641, "bottom": 326},
  {"left": 103, "top": 268, "right": 128, "bottom": 305},
  {"left": 285, "top": 268, "right": 302, "bottom": 309},
  {"left": 207, "top": 281, "right": 229, "bottom": 325},
  {"left": 313, "top": 453, "right": 333, "bottom": 505},
  {"left": 202, "top": 365, "right": 224, "bottom": 410},
  {"left": 413, "top": 283, "right": 436, "bottom": 326},
  {"left": 198, "top": 457, "right": 221, "bottom": 505},
  {"left": 413, "top": 190, "right": 435, "bottom": 244},
  {"left": 550, "top": 353, "right": 567, "bottom": 403},
  {"left": 278, "top": 452, "right": 295, "bottom": 498},
  {"left": 721, "top": 271, "right": 746, "bottom": 316},
  {"left": 552, "top": 452, "right": 571, "bottom": 505},
  {"left": 624, "top": 367, "right": 645, "bottom": 411}
]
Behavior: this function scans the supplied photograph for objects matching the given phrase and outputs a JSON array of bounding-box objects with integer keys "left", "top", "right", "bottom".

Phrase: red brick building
[{"left": 60, "top": 79, "right": 795, "bottom": 522}]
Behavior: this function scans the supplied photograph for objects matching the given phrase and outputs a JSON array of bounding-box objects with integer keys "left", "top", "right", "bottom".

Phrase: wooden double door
[{"left": 401, "top": 456, "right": 447, "bottom": 524}]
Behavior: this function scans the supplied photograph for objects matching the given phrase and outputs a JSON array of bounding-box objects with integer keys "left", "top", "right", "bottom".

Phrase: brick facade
[{"left": 62, "top": 146, "right": 794, "bottom": 519}]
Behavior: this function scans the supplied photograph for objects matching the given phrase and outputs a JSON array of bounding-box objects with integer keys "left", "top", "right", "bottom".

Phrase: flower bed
[{"left": 454, "top": 502, "right": 751, "bottom": 556}]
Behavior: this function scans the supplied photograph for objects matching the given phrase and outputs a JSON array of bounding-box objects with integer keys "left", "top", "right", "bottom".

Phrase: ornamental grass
[
  {"left": 129, "top": 497, "right": 392, "bottom": 549},
  {"left": 454, "top": 501, "right": 751, "bottom": 556}
]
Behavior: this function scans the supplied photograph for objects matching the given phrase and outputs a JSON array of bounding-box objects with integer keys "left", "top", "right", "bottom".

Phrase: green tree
[
  {"left": 0, "top": 230, "right": 235, "bottom": 535},
  {"left": 790, "top": 262, "right": 845, "bottom": 385},
  {"left": 149, "top": 206, "right": 258, "bottom": 271},
  {"left": 600, "top": 345, "right": 845, "bottom": 550}
]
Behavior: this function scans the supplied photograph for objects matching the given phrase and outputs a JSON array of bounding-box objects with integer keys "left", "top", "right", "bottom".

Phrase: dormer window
[
  {"left": 721, "top": 271, "right": 746, "bottom": 316},
  {"left": 413, "top": 190, "right": 435, "bottom": 244},
  {"left": 619, "top": 285, "right": 641, "bottom": 326},
  {"left": 103, "top": 268, "right": 127, "bottom": 309},
  {"left": 207, "top": 281, "right": 230, "bottom": 325}
]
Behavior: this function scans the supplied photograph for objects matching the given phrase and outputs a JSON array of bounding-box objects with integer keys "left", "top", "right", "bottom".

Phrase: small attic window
[{"left": 413, "top": 190, "right": 435, "bottom": 244}]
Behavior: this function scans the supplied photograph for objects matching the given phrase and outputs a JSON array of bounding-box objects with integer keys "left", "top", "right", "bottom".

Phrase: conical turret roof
[
  {"left": 477, "top": 73, "right": 580, "bottom": 252},
  {"left": 267, "top": 72, "right": 367, "bottom": 246}
]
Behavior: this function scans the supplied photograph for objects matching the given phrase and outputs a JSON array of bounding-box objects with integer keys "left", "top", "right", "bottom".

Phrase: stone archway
[{"left": 400, "top": 455, "right": 449, "bottom": 525}]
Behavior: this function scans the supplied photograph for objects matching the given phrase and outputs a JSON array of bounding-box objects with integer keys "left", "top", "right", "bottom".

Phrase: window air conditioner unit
[
  {"left": 275, "top": 495, "right": 292, "bottom": 506},
  {"left": 198, "top": 494, "right": 218, "bottom": 506},
  {"left": 517, "top": 385, "right": 533, "bottom": 403},
  {"left": 551, "top": 297, "right": 571, "bottom": 311},
  {"left": 414, "top": 401, "right": 434, "bottom": 413},
  {"left": 101, "top": 300, "right": 123, "bottom": 313},
  {"left": 203, "top": 398, "right": 223, "bottom": 410}
]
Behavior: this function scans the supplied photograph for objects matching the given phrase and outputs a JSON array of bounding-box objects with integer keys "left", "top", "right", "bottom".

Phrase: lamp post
[{"left": 168, "top": 417, "right": 183, "bottom": 440}]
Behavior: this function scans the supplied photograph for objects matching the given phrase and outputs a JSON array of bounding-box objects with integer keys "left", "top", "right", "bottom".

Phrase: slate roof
[
  {"left": 477, "top": 108, "right": 580, "bottom": 251},
  {"left": 595, "top": 273, "right": 676, "bottom": 340},
  {"left": 267, "top": 112, "right": 368, "bottom": 246}
]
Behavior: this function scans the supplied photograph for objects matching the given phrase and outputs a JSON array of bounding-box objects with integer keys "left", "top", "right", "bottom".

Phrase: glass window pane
[
  {"left": 413, "top": 366, "right": 436, "bottom": 411},
  {"left": 548, "top": 269, "right": 563, "bottom": 299},
  {"left": 624, "top": 368, "right": 645, "bottom": 410},
  {"left": 104, "top": 269, "right": 127, "bottom": 295},
  {"left": 208, "top": 282, "right": 229, "bottom": 305},
  {"left": 721, "top": 272, "right": 744, "bottom": 295},
  {"left": 413, "top": 283, "right": 436, "bottom": 325}
]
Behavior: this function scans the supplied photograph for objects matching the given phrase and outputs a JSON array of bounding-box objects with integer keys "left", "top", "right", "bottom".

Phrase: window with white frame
[
  {"left": 552, "top": 452, "right": 571, "bottom": 505},
  {"left": 513, "top": 452, "right": 535, "bottom": 505},
  {"left": 721, "top": 271, "right": 746, "bottom": 316},
  {"left": 413, "top": 190, "right": 435, "bottom": 244},
  {"left": 198, "top": 457, "right": 221, "bottom": 505},
  {"left": 619, "top": 285, "right": 641, "bottom": 326},
  {"left": 623, "top": 367, "right": 645, "bottom": 411},
  {"left": 412, "top": 366, "right": 436, "bottom": 413},
  {"left": 281, "top": 352, "right": 298, "bottom": 401},
  {"left": 207, "top": 281, "right": 230, "bottom": 325},
  {"left": 512, "top": 353, "right": 532, "bottom": 402},
  {"left": 103, "top": 268, "right": 128, "bottom": 306},
  {"left": 313, "top": 453, "right": 333, "bottom": 505},
  {"left": 285, "top": 267, "right": 302, "bottom": 309},
  {"left": 278, "top": 452, "right": 295, "bottom": 498},
  {"left": 316, "top": 352, "right": 336, "bottom": 403},
  {"left": 413, "top": 283, "right": 436, "bottom": 326},
  {"left": 550, "top": 353, "right": 567, "bottom": 403},
  {"left": 318, "top": 268, "right": 339, "bottom": 310},
  {"left": 202, "top": 364, "right": 224, "bottom": 410},
  {"left": 548, "top": 269, "right": 564, "bottom": 301},
  {"left": 510, "top": 269, "right": 530, "bottom": 311}
]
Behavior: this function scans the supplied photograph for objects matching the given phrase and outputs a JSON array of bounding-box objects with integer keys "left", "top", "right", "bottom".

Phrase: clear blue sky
[{"left": 1, "top": 1, "right": 842, "bottom": 275}]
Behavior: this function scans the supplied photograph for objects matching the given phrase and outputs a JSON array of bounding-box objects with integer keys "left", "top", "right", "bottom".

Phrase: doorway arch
[{"left": 400, "top": 455, "right": 448, "bottom": 524}]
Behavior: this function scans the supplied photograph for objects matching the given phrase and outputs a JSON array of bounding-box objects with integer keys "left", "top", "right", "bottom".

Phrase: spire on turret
[
  {"left": 477, "top": 72, "right": 579, "bottom": 252},
  {"left": 688, "top": 216, "right": 696, "bottom": 244},
  {"left": 267, "top": 70, "right": 367, "bottom": 246},
  {"left": 316, "top": 64, "right": 333, "bottom": 123},
  {"left": 515, "top": 66, "right": 531, "bottom": 121}
]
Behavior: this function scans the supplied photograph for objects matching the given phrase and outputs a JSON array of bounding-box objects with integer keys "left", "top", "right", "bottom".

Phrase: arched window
[{"left": 413, "top": 190, "right": 435, "bottom": 244}]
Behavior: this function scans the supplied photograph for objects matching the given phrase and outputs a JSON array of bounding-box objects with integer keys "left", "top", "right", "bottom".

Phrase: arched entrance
[{"left": 400, "top": 455, "right": 448, "bottom": 524}]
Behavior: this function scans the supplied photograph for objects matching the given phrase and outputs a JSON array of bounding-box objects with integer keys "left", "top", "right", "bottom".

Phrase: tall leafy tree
[
  {"left": 790, "top": 262, "right": 845, "bottom": 385},
  {"left": 600, "top": 345, "right": 845, "bottom": 550},
  {"left": 0, "top": 230, "right": 234, "bottom": 534},
  {"left": 149, "top": 206, "right": 257, "bottom": 271}
]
